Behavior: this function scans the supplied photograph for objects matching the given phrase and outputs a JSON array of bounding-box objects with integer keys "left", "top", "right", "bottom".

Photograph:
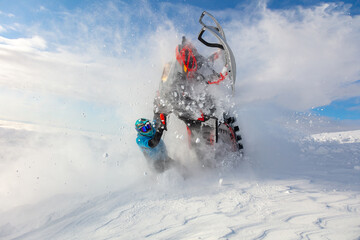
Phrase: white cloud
[
  {"left": 39, "top": 6, "right": 47, "bottom": 11},
  {"left": 0, "top": 2, "right": 181, "bottom": 130},
  {"left": 348, "top": 105, "right": 360, "bottom": 112},
  {"left": 0, "top": 1, "right": 359, "bottom": 131},
  {"left": 0, "top": 10, "right": 15, "bottom": 18},
  {"left": 0, "top": 35, "right": 47, "bottom": 51},
  {"left": 226, "top": 3, "right": 360, "bottom": 110}
]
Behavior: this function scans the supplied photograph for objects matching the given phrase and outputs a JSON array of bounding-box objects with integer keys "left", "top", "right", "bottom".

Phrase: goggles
[{"left": 139, "top": 122, "right": 152, "bottom": 133}]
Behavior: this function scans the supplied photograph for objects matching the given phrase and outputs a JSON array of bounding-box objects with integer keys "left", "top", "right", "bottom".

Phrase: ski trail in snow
[{"left": 3, "top": 175, "right": 360, "bottom": 239}]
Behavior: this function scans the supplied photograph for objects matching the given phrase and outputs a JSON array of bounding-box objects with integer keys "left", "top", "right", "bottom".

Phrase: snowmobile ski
[{"left": 198, "top": 11, "right": 237, "bottom": 93}]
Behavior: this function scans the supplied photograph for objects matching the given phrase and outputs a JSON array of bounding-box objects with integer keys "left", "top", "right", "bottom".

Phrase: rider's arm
[
  {"left": 148, "top": 128, "right": 164, "bottom": 148},
  {"left": 136, "top": 129, "right": 163, "bottom": 149},
  {"left": 148, "top": 113, "right": 167, "bottom": 148}
]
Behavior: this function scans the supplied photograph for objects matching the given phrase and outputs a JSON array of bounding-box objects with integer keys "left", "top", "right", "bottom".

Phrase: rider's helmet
[
  {"left": 176, "top": 37, "right": 199, "bottom": 78},
  {"left": 135, "top": 118, "right": 155, "bottom": 137}
]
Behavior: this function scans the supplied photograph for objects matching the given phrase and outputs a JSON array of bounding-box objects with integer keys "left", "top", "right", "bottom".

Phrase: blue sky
[
  {"left": 313, "top": 96, "right": 360, "bottom": 120},
  {"left": 0, "top": 0, "right": 359, "bottom": 133}
]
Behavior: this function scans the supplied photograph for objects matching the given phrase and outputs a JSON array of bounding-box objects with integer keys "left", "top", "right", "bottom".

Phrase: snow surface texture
[
  {"left": 1, "top": 111, "right": 360, "bottom": 239},
  {"left": 1, "top": 1, "right": 360, "bottom": 239}
]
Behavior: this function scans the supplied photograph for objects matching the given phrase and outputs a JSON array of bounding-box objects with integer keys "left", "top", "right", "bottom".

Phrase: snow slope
[
  {"left": 311, "top": 130, "right": 360, "bottom": 144},
  {"left": 0, "top": 118, "right": 359, "bottom": 240}
]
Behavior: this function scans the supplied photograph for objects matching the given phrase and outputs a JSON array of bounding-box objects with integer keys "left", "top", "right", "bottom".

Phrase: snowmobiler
[{"left": 135, "top": 118, "right": 175, "bottom": 172}]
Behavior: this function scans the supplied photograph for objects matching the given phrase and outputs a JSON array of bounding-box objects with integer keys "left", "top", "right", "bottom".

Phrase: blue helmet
[{"left": 135, "top": 118, "right": 155, "bottom": 137}]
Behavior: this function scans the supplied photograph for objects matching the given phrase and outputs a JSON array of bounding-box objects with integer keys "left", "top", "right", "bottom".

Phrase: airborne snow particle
[{"left": 219, "top": 178, "right": 223, "bottom": 186}]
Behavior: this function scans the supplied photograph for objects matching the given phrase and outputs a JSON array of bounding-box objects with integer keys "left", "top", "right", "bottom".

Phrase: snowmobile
[{"left": 154, "top": 11, "right": 243, "bottom": 166}]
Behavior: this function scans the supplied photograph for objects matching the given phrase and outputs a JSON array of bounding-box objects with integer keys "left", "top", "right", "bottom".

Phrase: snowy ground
[
  {"left": 311, "top": 130, "right": 360, "bottom": 144},
  {"left": 0, "top": 117, "right": 359, "bottom": 240}
]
